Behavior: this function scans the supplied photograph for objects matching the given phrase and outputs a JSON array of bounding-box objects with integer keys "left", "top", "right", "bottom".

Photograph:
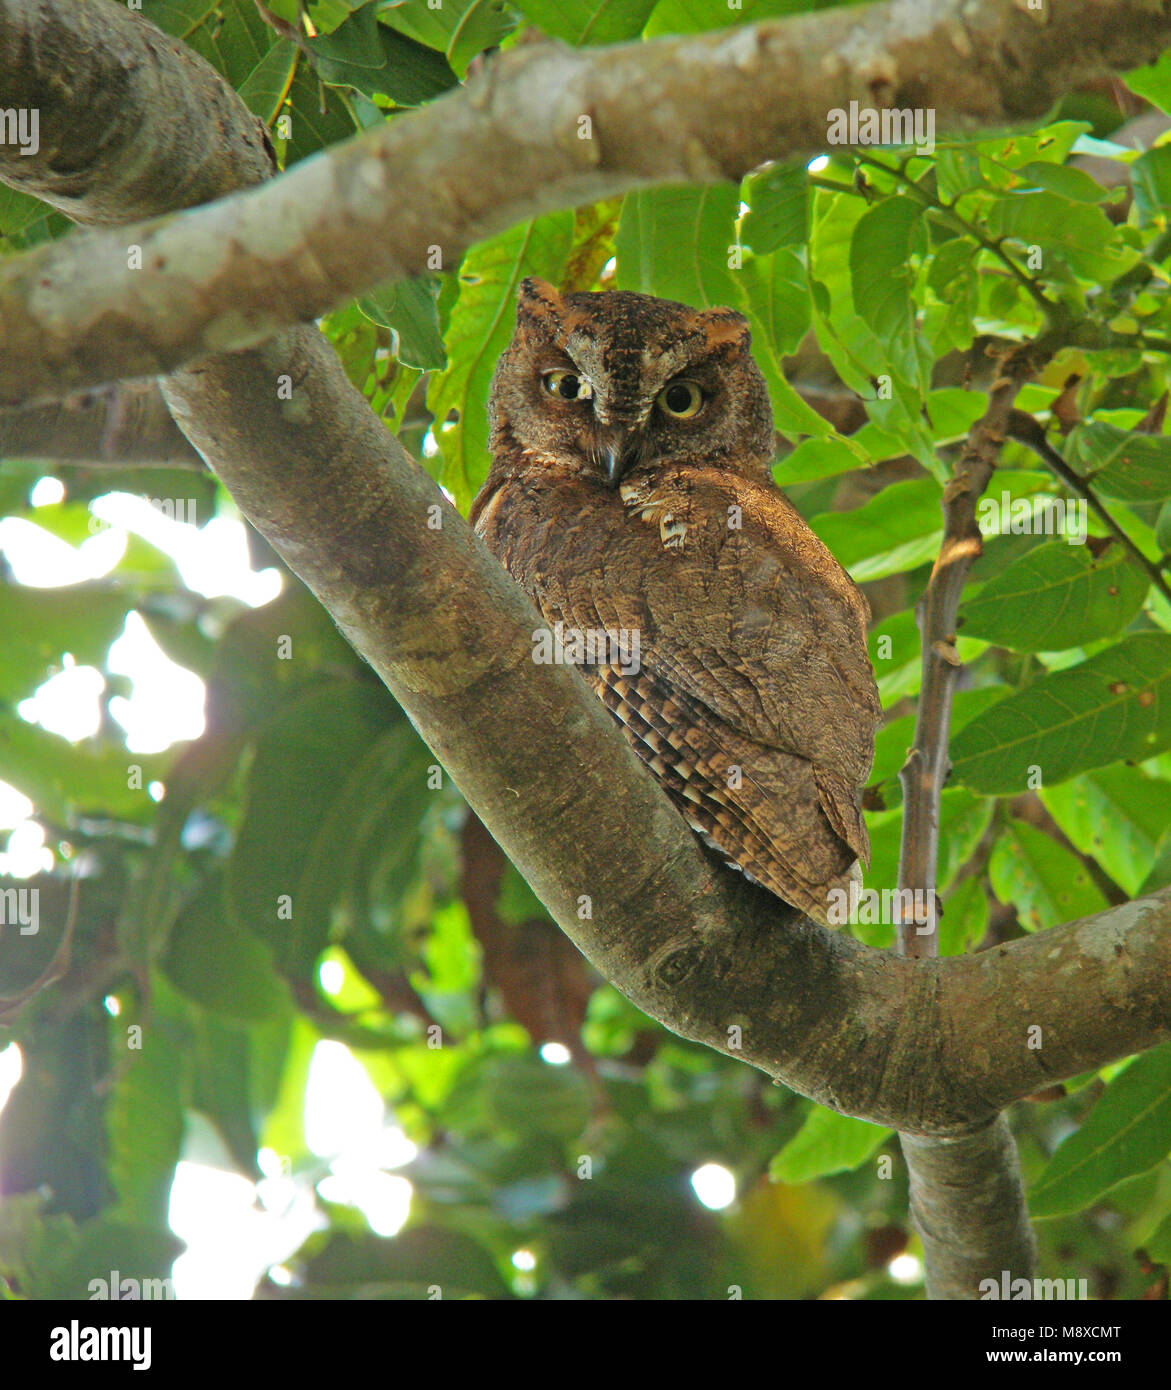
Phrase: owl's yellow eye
[
  {"left": 657, "top": 380, "right": 704, "bottom": 418},
  {"left": 542, "top": 369, "right": 591, "bottom": 401}
]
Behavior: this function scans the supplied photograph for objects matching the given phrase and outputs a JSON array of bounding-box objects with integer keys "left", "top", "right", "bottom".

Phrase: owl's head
[{"left": 487, "top": 278, "right": 775, "bottom": 487}]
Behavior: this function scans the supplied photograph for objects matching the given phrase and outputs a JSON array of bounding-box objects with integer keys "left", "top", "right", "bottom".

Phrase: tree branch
[
  {"left": 897, "top": 343, "right": 1048, "bottom": 958},
  {"left": 4, "top": 0, "right": 1171, "bottom": 403},
  {"left": 0, "top": 382, "right": 205, "bottom": 467}
]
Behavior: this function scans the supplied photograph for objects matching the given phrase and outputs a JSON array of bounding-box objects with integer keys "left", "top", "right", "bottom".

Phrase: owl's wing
[
  {"left": 585, "top": 474, "right": 877, "bottom": 847},
  {"left": 479, "top": 471, "right": 880, "bottom": 920}
]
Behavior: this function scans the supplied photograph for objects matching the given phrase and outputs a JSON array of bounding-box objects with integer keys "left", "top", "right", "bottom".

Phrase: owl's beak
[{"left": 601, "top": 432, "right": 640, "bottom": 487}]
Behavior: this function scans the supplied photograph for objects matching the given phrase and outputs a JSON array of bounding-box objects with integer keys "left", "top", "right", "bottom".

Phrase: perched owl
[{"left": 470, "top": 278, "right": 880, "bottom": 926}]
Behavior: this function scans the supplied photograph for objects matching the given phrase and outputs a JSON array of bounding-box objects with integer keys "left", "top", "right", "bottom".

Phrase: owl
[{"left": 469, "top": 278, "right": 881, "bottom": 926}]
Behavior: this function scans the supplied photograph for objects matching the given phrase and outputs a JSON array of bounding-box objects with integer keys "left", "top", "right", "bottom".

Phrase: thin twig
[
  {"left": 896, "top": 343, "right": 1048, "bottom": 958},
  {"left": 1007, "top": 409, "right": 1171, "bottom": 606}
]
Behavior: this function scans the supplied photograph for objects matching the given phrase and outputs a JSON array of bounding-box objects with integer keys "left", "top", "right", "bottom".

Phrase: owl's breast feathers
[{"left": 471, "top": 467, "right": 881, "bottom": 925}]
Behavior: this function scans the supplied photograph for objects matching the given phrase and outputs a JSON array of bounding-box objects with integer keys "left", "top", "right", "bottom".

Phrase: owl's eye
[
  {"left": 542, "top": 369, "right": 592, "bottom": 401},
  {"left": 657, "top": 380, "right": 705, "bottom": 418}
]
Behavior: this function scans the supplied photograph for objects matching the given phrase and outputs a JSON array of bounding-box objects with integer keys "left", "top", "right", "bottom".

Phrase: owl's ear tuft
[
  {"left": 518, "top": 277, "right": 566, "bottom": 316},
  {"left": 697, "top": 307, "right": 751, "bottom": 352}
]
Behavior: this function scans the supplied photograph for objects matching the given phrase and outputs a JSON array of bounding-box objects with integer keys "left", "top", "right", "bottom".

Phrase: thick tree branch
[
  {"left": 0, "top": 382, "right": 204, "bottom": 467},
  {"left": 4, "top": 0, "right": 1171, "bottom": 403}
]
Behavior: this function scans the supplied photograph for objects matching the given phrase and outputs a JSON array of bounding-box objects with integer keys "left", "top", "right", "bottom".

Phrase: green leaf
[
  {"left": 381, "top": 0, "right": 516, "bottom": 77},
  {"left": 807, "top": 191, "right": 933, "bottom": 458},
  {"left": 810, "top": 477, "right": 942, "bottom": 582},
  {"left": 950, "top": 634, "right": 1171, "bottom": 794},
  {"left": 1030, "top": 1044, "right": 1171, "bottom": 1218},
  {"left": 164, "top": 877, "right": 294, "bottom": 1023},
  {"left": 1066, "top": 421, "right": 1171, "bottom": 504},
  {"left": 988, "top": 819, "right": 1109, "bottom": 932},
  {"left": 1125, "top": 49, "right": 1171, "bottom": 115},
  {"left": 358, "top": 275, "right": 446, "bottom": 369},
  {"left": 225, "top": 682, "right": 433, "bottom": 972},
  {"left": 770, "top": 1106, "right": 892, "bottom": 1183},
  {"left": 288, "top": 1225, "right": 511, "bottom": 1298},
  {"left": 869, "top": 688, "right": 1004, "bottom": 787},
  {"left": 427, "top": 213, "right": 573, "bottom": 507},
  {"left": 282, "top": 50, "right": 361, "bottom": 165},
  {"left": 850, "top": 195, "right": 922, "bottom": 346},
  {"left": 738, "top": 247, "right": 810, "bottom": 358},
  {"left": 960, "top": 541, "right": 1150, "bottom": 652},
  {"left": 1042, "top": 766, "right": 1171, "bottom": 897},
  {"left": 308, "top": 2, "right": 458, "bottom": 103},
  {"left": 615, "top": 185, "right": 740, "bottom": 307},
  {"left": 860, "top": 789, "right": 993, "bottom": 947},
  {"left": 925, "top": 387, "right": 988, "bottom": 443},
  {"left": 644, "top": 0, "right": 815, "bottom": 38},
  {"left": 1140, "top": 829, "right": 1171, "bottom": 895},
  {"left": 775, "top": 436, "right": 866, "bottom": 486},
  {"left": 741, "top": 162, "right": 809, "bottom": 253},
  {"left": 107, "top": 1029, "right": 186, "bottom": 1227},
  {"left": 511, "top": 0, "right": 657, "bottom": 44},
  {"left": 938, "top": 875, "right": 988, "bottom": 957},
  {"left": 0, "top": 582, "right": 130, "bottom": 701},
  {"left": 1012, "top": 161, "right": 1111, "bottom": 204},
  {"left": 986, "top": 189, "right": 1138, "bottom": 284},
  {"left": 0, "top": 710, "right": 167, "bottom": 822},
  {"left": 1130, "top": 146, "right": 1171, "bottom": 228}
]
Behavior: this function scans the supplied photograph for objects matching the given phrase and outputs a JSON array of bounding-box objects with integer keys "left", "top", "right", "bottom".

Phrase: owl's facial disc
[{"left": 534, "top": 349, "right": 713, "bottom": 485}]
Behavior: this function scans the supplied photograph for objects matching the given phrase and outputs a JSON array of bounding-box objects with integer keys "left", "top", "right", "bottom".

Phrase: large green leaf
[
  {"left": 308, "top": 2, "right": 458, "bottom": 103},
  {"left": 0, "top": 710, "right": 168, "bottom": 823},
  {"left": 770, "top": 1106, "right": 891, "bottom": 1182},
  {"left": 427, "top": 213, "right": 573, "bottom": 507},
  {"left": 988, "top": 819, "right": 1110, "bottom": 932},
  {"left": 512, "top": 0, "right": 657, "bottom": 43},
  {"left": 358, "top": 275, "right": 446, "bottom": 369},
  {"left": 615, "top": 185, "right": 740, "bottom": 307},
  {"left": 950, "top": 633, "right": 1171, "bottom": 794},
  {"left": 849, "top": 195, "right": 923, "bottom": 353},
  {"left": 741, "top": 162, "right": 809, "bottom": 253},
  {"left": 382, "top": 0, "right": 516, "bottom": 77},
  {"left": 284, "top": 1225, "right": 511, "bottom": 1298},
  {"left": 1030, "top": 1044, "right": 1171, "bottom": 1218},
  {"left": 226, "top": 683, "right": 436, "bottom": 972},
  {"left": 644, "top": 0, "right": 821, "bottom": 37},
  {"left": 1129, "top": 145, "right": 1171, "bottom": 228},
  {"left": 0, "top": 583, "right": 130, "bottom": 701},
  {"left": 1066, "top": 421, "right": 1171, "bottom": 504},
  {"left": 960, "top": 541, "right": 1150, "bottom": 652},
  {"left": 810, "top": 477, "right": 942, "bottom": 582},
  {"left": 985, "top": 189, "right": 1139, "bottom": 284},
  {"left": 1042, "top": 766, "right": 1171, "bottom": 897},
  {"left": 165, "top": 876, "right": 294, "bottom": 1023},
  {"left": 106, "top": 1026, "right": 186, "bottom": 1228},
  {"left": 867, "top": 608, "right": 988, "bottom": 708},
  {"left": 738, "top": 247, "right": 811, "bottom": 359}
]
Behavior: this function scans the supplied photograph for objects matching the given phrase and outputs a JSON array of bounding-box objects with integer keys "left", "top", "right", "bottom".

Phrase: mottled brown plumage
[{"left": 470, "top": 278, "right": 880, "bottom": 925}]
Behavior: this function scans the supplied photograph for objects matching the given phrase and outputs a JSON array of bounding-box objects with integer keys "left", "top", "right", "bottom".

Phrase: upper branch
[{"left": 4, "top": 0, "right": 1171, "bottom": 403}]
